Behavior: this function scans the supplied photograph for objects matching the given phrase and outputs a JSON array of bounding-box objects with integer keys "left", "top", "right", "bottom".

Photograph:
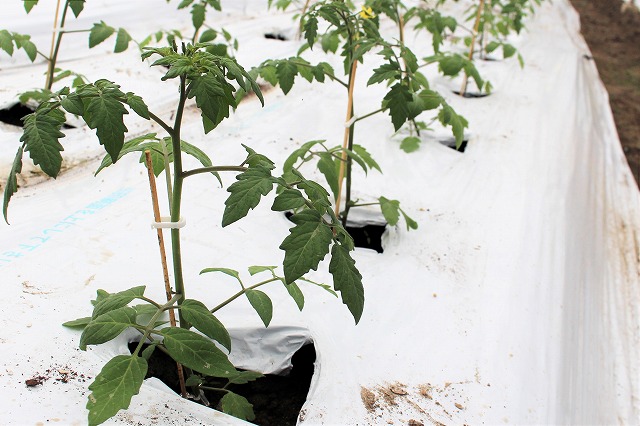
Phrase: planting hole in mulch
[
  {"left": 264, "top": 32, "right": 288, "bottom": 41},
  {"left": 128, "top": 341, "right": 316, "bottom": 426},
  {"left": 453, "top": 90, "right": 490, "bottom": 98},
  {"left": 439, "top": 137, "right": 468, "bottom": 152},
  {"left": 284, "top": 211, "right": 386, "bottom": 253},
  {"left": 0, "top": 103, "right": 76, "bottom": 129}
]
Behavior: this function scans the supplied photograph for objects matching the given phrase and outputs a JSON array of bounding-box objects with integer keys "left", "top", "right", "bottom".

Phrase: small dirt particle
[
  {"left": 361, "top": 387, "right": 377, "bottom": 411},
  {"left": 455, "top": 403, "right": 465, "bottom": 410},
  {"left": 408, "top": 420, "right": 424, "bottom": 426},
  {"left": 25, "top": 376, "right": 46, "bottom": 387}
]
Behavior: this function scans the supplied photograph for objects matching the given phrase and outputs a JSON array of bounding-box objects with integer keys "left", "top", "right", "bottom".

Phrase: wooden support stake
[
  {"left": 334, "top": 58, "right": 359, "bottom": 220},
  {"left": 144, "top": 150, "right": 188, "bottom": 398}
]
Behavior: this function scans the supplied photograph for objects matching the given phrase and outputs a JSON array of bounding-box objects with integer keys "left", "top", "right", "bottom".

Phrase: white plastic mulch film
[{"left": 0, "top": 0, "right": 639, "bottom": 425}]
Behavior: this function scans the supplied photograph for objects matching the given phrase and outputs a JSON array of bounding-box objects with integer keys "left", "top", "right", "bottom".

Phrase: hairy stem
[{"left": 182, "top": 165, "right": 248, "bottom": 178}]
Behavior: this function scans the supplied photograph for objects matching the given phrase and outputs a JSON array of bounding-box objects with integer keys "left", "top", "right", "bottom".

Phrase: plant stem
[
  {"left": 182, "top": 165, "right": 248, "bottom": 178},
  {"left": 460, "top": 0, "right": 485, "bottom": 96},
  {"left": 144, "top": 150, "right": 188, "bottom": 398},
  {"left": 210, "top": 278, "right": 279, "bottom": 314},
  {"left": 289, "top": 60, "right": 349, "bottom": 88},
  {"left": 353, "top": 107, "right": 384, "bottom": 123},
  {"left": 132, "top": 293, "right": 182, "bottom": 357},
  {"left": 45, "top": 0, "right": 67, "bottom": 90}
]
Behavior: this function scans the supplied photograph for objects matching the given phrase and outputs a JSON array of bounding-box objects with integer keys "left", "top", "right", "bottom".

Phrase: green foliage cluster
[{"left": 2, "top": 0, "right": 544, "bottom": 424}]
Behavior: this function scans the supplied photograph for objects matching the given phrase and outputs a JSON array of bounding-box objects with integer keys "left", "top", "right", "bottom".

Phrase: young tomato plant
[
  {"left": 254, "top": 0, "right": 468, "bottom": 227},
  {"left": 0, "top": 0, "right": 135, "bottom": 105},
  {"left": 4, "top": 41, "right": 364, "bottom": 425}
]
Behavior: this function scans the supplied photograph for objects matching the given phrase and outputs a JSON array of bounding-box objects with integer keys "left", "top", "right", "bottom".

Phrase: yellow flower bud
[{"left": 359, "top": 6, "right": 375, "bottom": 19}]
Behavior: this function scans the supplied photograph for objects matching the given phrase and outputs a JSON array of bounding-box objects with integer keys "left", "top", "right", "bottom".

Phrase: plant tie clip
[
  {"left": 344, "top": 115, "right": 358, "bottom": 128},
  {"left": 151, "top": 216, "right": 186, "bottom": 229}
]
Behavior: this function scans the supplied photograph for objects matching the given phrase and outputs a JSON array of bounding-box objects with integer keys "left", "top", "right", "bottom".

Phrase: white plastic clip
[
  {"left": 344, "top": 115, "right": 358, "bottom": 128},
  {"left": 151, "top": 216, "right": 186, "bottom": 229}
]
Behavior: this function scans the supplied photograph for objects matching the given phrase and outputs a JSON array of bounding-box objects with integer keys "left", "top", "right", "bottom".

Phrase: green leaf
[
  {"left": 276, "top": 60, "right": 298, "bottom": 95},
  {"left": 80, "top": 306, "right": 137, "bottom": 350},
  {"left": 192, "top": 3, "right": 206, "bottom": 31},
  {"left": 284, "top": 282, "right": 304, "bottom": 311},
  {"left": 0, "top": 30, "right": 13, "bottom": 56},
  {"left": 485, "top": 41, "right": 500, "bottom": 54},
  {"left": 199, "top": 29, "right": 218, "bottom": 43},
  {"left": 13, "top": 34, "right": 37, "bottom": 61},
  {"left": 221, "top": 392, "right": 255, "bottom": 422},
  {"left": 89, "top": 21, "right": 115, "bottom": 48},
  {"left": 283, "top": 140, "right": 324, "bottom": 172},
  {"left": 69, "top": 0, "right": 85, "bottom": 17},
  {"left": 21, "top": 106, "right": 66, "bottom": 177},
  {"left": 83, "top": 83, "right": 129, "bottom": 162},
  {"left": 367, "top": 62, "right": 401, "bottom": 86},
  {"left": 439, "top": 55, "right": 465, "bottom": 76},
  {"left": 3, "top": 145, "right": 24, "bottom": 224},
  {"left": 400, "top": 136, "right": 421, "bottom": 153},
  {"left": 316, "top": 152, "right": 339, "bottom": 198},
  {"left": 245, "top": 289, "right": 273, "bottom": 327},
  {"left": 180, "top": 299, "right": 231, "bottom": 351},
  {"left": 400, "top": 209, "right": 419, "bottom": 230},
  {"left": 271, "top": 188, "right": 306, "bottom": 211},
  {"left": 352, "top": 144, "right": 381, "bottom": 173},
  {"left": 87, "top": 355, "right": 147, "bottom": 426},
  {"left": 379, "top": 196, "right": 400, "bottom": 226},
  {"left": 247, "top": 265, "right": 277, "bottom": 276},
  {"left": 62, "top": 316, "right": 92, "bottom": 329},
  {"left": 92, "top": 286, "right": 146, "bottom": 319},
  {"left": 185, "top": 375, "right": 203, "bottom": 387},
  {"left": 124, "top": 93, "right": 149, "bottom": 119},
  {"left": 503, "top": 43, "right": 517, "bottom": 59},
  {"left": 279, "top": 209, "right": 333, "bottom": 284},
  {"left": 189, "top": 72, "right": 234, "bottom": 131},
  {"left": 114, "top": 28, "right": 132, "bottom": 53},
  {"left": 177, "top": 0, "right": 195, "bottom": 8},
  {"left": 24, "top": 0, "right": 38, "bottom": 13},
  {"left": 222, "top": 165, "right": 274, "bottom": 226},
  {"left": 304, "top": 16, "right": 319, "bottom": 47},
  {"left": 94, "top": 133, "right": 159, "bottom": 175},
  {"left": 329, "top": 244, "right": 364, "bottom": 324},
  {"left": 438, "top": 104, "right": 468, "bottom": 148},
  {"left": 383, "top": 84, "right": 412, "bottom": 131},
  {"left": 161, "top": 328, "right": 236, "bottom": 377},
  {"left": 200, "top": 267, "right": 241, "bottom": 282},
  {"left": 227, "top": 370, "right": 263, "bottom": 385}
]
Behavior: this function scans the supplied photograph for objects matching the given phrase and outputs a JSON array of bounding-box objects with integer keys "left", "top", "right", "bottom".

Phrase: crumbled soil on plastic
[
  {"left": 23, "top": 365, "right": 91, "bottom": 388},
  {"left": 130, "top": 342, "right": 315, "bottom": 426},
  {"left": 570, "top": 0, "right": 640, "bottom": 186}
]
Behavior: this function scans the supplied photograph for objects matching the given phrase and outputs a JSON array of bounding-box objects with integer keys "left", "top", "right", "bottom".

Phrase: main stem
[{"left": 170, "top": 75, "right": 188, "bottom": 326}]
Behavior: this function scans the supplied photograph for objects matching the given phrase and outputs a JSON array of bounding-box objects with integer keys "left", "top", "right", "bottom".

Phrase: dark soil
[
  {"left": 0, "top": 103, "right": 34, "bottom": 127},
  {"left": 345, "top": 223, "right": 386, "bottom": 253},
  {"left": 569, "top": 0, "right": 640, "bottom": 186},
  {"left": 129, "top": 342, "right": 316, "bottom": 426}
]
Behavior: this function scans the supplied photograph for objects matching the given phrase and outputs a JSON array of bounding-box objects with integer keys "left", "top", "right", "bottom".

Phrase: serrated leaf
[
  {"left": 271, "top": 188, "right": 306, "bottom": 211},
  {"left": 439, "top": 54, "right": 464, "bottom": 76},
  {"left": 438, "top": 104, "right": 468, "bottom": 148},
  {"left": 161, "top": 328, "right": 236, "bottom": 377},
  {"left": 401, "top": 210, "right": 418, "bottom": 230},
  {"left": 89, "top": 21, "right": 115, "bottom": 48},
  {"left": 62, "top": 316, "right": 92, "bottom": 329},
  {"left": 304, "top": 16, "right": 319, "bottom": 47},
  {"left": 279, "top": 209, "right": 333, "bottom": 284},
  {"left": 379, "top": 196, "right": 400, "bottom": 226},
  {"left": 284, "top": 282, "right": 304, "bottom": 311},
  {"left": 329, "top": 244, "right": 364, "bottom": 324},
  {"left": 245, "top": 289, "right": 273, "bottom": 327},
  {"left": 84, "top": 85, "right": 129, "bottom": 162},
  {"left": 114, "top": 28, "right": 132, "bottom": 53},
  {"left": 124, "top": 93, "right": 149, "bottom": 119},
  {"left": 80, "top": 306, "right": 137, "bottom": 350},
  {"left": 383, "top": 84, "right": 412, "bottom": 131},
  {"left": 69, "top": 0, "right": 85, "bottom": 17},
  {"left": 185, "top": 375, "right": 203, "bottom": 387},
  {"left": 276, "top": 60, "right": 297, "bottom": 95},
  {"left": 92, "top": 286, "right": 146, "bottom": 319},
  {"left": 177, "top": 0, "right": 195, "bottom": 8},
  {"left": 181, "top": 299, "right": 231, "bottom": 351},
  {"left": 132, "top": 304, "right": 159, "bottom": 317},
  {"left": 367, "top": 62, "right": 401, "bottom": 86},
  {"left": 283, "top": 140, "right": 323, "bottom": 172},
  {"left": 3, "top": 145, "right": 24, "bottom": 224},
  {"left": 21, "top": 107, "right": 65, "bottom": 178},
  {"left": 200, "top": 267, "right": 241, "bottom": 281},
  {"left": 222, "top": 165, "right": 274, "bottom": 226},
  {"left": 189, "top": 72, "right": 234, "bottom": 131},
  {"left": 221, "top": 392, "right": 255, "bottom": 422},
  {"left": 87, "top": 355, "right": 147, "bottom": 426}
]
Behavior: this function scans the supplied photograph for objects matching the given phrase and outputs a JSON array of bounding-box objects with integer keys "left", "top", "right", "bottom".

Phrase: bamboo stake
[
  {"left": 45, "top": 0, "right": 62, "bottom": 88},
  {"left": 460, "top": 0, "right": 485, "bottom": 96},
  {"left": 334, "top": 58, "right": 358, "bottom": 220},
  {"left": 144, "top": 150, "right": 188, "bottom": 398}
]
